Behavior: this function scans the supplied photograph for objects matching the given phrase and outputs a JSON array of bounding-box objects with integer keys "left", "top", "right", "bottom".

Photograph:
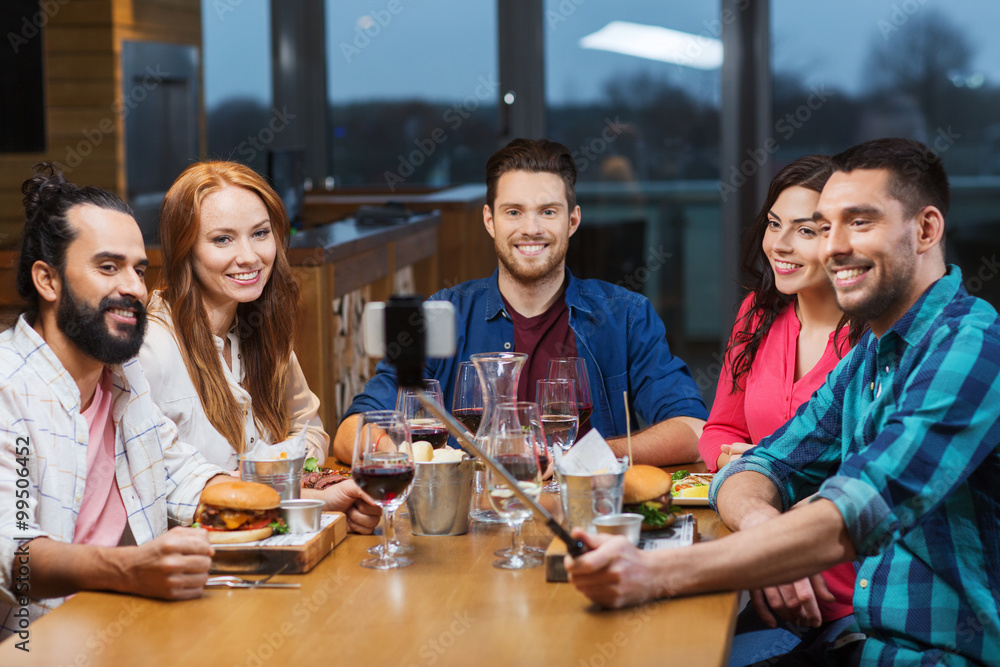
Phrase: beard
[
  {"left": 831, "top": 251, "right": 916, "bottom": 324},
  {"left": 494, "top": 236, "right": 568, "bottom": 285},
  {"left": 57, "top": 282, "right": 147, "bottom": 365}
]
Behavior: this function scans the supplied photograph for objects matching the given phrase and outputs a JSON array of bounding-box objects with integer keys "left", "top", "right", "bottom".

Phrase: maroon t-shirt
[{"left": 502, "top": 290, "right": 578, "bottom": 404}]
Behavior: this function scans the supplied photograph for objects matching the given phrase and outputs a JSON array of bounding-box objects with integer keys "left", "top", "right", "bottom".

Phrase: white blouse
[{"left": 138, "top": 292, "right": 329, "bottom": 470}]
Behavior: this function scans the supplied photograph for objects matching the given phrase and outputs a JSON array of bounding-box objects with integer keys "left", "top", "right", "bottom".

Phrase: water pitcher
[{"left": 469, "top": 352, "right": 528, "bottom": 523}]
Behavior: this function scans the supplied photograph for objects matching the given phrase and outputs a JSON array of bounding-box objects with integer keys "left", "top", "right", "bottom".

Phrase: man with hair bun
[{"left": 0, "top": 164, "right": 230, "bottom": 639}]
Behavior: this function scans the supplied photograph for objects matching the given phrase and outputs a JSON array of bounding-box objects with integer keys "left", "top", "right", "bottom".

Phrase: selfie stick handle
[{"left": 415, "top": 391, "right": 589, "bottom": 557}]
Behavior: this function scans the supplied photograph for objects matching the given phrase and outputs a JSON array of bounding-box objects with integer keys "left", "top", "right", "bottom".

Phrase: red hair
[{"left": 155, "top": 161, "right": 299, "bottom": 452}]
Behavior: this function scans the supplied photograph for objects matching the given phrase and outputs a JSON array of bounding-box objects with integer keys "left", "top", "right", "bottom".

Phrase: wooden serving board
[
  {"left": 210, "top": 512, "right": 347, "bottom": 574},
  {"left": 544, "top": 514, "right": 698, "bottom": 582}
]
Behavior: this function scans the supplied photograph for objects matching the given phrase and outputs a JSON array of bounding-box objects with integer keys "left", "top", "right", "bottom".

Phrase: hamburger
[
  {"left": 193, "top": 481, "right": 287, "bottom": 544},
  {"left": 622, "top": 465, "right": 676, "bottom": 531}
]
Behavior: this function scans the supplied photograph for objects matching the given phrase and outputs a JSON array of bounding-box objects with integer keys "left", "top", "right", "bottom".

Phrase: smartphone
[{"left": 362, "top": 300, "right": 456, "bottom": 359}]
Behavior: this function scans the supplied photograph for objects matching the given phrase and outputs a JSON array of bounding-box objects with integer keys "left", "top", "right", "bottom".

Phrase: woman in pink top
[{"left": 700, "top": 156, "right": 867, "bottom": 666}]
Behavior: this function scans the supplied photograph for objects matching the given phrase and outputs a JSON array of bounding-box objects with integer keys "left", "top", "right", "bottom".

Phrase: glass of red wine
[
  {"left": 487, "top": 402, "right": 545, "bottom": 570},
  {"left": 452, "top": 361, "right": 484, "bottom": 441},
  {"left": 352, "top": 411, "right": 415, "bottom": 570},
  {"left": 397, "top": 380, "right": 448, "bottom": 449},
  {"left": 536, "top": 379, "right": 579, "bottom": 492},
  {"left": 546, "top": 357, "right": 594, "bottom": 433}
]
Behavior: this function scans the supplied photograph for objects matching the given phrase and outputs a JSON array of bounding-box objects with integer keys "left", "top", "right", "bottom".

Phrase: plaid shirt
[
  {"left": 711, "top": 267, "right": 1000, "bottom": 666},
  {"left": 0, "top": 316, "right": 223, "bottom": 639}
]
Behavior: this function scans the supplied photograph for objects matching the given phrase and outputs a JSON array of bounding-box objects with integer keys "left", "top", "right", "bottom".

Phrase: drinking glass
[
  {"left": 352, "top": 411, "right": 415, "bottom": 570},
  {"left": 546, "top": 358, "right": 594, "bottom": 431},
  {"left": 451, "top": 361, "right": 484, "bottom": 441},
  {"left": 536, "top": 378, "right": 579, "bottom": 492},
  {"left": 397, "top": 380, "right": 448, "bottom": 449},
  {"left": 487, "top": 402, "right": 544, "bottom": 570},
  {"left": 371, "top": 383, "right": 443, "bottom": 556}
]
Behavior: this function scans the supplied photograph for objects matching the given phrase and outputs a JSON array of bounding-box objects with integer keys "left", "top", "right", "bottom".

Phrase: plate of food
[
  {"left": 301, "top": 457, "right": 351, "bottom": 490},
  {"left": 670, "top": 470, "right": 714, "bottom": 506}
]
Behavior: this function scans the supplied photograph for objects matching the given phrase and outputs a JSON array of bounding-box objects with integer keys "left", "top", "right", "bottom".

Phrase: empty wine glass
[
  {"left": 536, "top": 378, "right": 579, "bottom": 492},
  {"left": 487, "top": 402, "right": 544, "bottom": 570},
  {"left": 546, "top": 357, "right": 594, "bottom": 432},
  {"left": 352, "top": 411, "right": 415, "bottom": 570}
]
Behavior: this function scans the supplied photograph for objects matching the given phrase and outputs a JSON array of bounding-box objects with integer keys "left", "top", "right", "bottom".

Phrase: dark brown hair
[
  {"left": 485, "top": 138, "right": 577, "bottom": 211},
  {"left": 831, "top": 137, "right": 950, "bottom": 219},
  {"left": 726, "top": 154, "right": 867, "bottom": 393},
  {"left": 155, "top": 161, "right": 299, "bottom": 453}
]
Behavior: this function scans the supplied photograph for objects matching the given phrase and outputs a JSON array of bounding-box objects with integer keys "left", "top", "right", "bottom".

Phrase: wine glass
[
  {"left": 352, "top": 411, "right": 415, "bottom": 570},
  {"left": 536, "top": 379, "right": 579, "bottom": 492},
  {"left": 451, "top": 361, "right": 484, "bottom": 441},
  {"left": 370, "top": 383, "right": 443, "bottom": 557},
  {"left": 487, "top": 402, "right": 544, "bottom": 570},
  {"left": 397, "top": 380, "right": 448, "bottom": 449},
  {"left": 546, "top": 357, "right": 594, "bottom": 431}
]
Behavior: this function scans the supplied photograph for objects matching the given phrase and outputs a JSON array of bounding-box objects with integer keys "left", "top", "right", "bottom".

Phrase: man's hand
[
  {"left": 564, "top": 530, "right": 666, "bottom": 609},
  {"left": 303, "top": 480, "right": 381, "bottom": 534},
  {"left": 117, "top": 527, "right": 214, "bottom": 600}
]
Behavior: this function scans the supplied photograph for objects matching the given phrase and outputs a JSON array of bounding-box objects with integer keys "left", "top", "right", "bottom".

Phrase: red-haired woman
[
  {"left": 139, "top": 161, "right": 379, "bottom": 533},
  {"left": 699, "top": 155, "right": 866, "bottom": 665}
]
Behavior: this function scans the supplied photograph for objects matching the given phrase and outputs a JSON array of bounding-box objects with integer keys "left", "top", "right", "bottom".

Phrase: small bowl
[
  {"left": 279, "top": 499, "right": 324, "bottom": 533},
  {"left": 592, "top": 513, "right": 644, "bottom": 545}
]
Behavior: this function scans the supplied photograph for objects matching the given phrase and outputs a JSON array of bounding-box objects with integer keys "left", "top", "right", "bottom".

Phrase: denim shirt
[{"left": 344, "top": 269, "right": 707, "bottom": 438}]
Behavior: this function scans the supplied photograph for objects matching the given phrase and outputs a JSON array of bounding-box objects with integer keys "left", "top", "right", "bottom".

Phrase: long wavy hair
[
  {"left": 155, "top": 161, "right": 299, "bottom": 452},
  {"left": 726, "top": 155, "right": 867, "bottom": 393}
]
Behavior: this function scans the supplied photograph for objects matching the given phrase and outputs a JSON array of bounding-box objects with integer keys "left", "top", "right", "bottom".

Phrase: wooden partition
[
  {"left": 302, "top": 184, "right": 494, "bottom": 293},
  {"left": 288, "top": 212, "right": 442, "bottom": 433}
]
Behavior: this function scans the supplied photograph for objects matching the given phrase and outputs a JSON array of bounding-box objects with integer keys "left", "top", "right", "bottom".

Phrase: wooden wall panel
[
  {"left": 0, "top": 2, "right": 116, "bottom": 248},
  {"left": 0, "top": 0, "right": 203, "bottom": 249}
]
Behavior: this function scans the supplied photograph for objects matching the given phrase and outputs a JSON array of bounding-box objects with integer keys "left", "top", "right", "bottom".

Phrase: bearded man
[
  {"left": 334, "top": 139, "right": 707, "bottom": 466},
  {"left": 0, "top": 164, "right": 230, "bottom": 640}
]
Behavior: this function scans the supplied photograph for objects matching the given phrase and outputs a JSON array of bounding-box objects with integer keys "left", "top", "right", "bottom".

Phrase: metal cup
[
  {"left": 239, "top": 455, "right": 305, "bottom": 501},
  {"left": 406, "top": 458, "right": 475, "bottom": 536},
  {"left": 280, "top": 499, "right": 324, "bottom": 533},
  {"left": 557, "top": 467, "right": 626, "bottom": 533}
]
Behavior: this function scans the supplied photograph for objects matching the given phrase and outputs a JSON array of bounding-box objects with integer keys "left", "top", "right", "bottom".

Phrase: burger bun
[
  {"left": 623, "top": 465, "right": 673, "bottom": 504},
  {"left": 206, "top": 525, "right": 274, "bottom": 545},
  {"left": 200, "top": 481, "right": 281, "bottom": 511}
]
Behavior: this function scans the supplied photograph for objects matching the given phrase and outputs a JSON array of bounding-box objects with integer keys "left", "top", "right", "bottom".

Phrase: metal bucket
[
  {"left": 406, "top": 458, "right": 475, "bottom": 536},
  {"left": 239, "top": 455, "right": 304, "bottom": 501},
  {"left": 557, "top": 468, "right": 625, "bottom": 533}
]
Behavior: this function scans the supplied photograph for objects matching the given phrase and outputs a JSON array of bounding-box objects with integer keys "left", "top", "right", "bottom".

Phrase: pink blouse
[
  {"left": 699, "top": 295, "right": 851, "bottom": 472},
  {"left": 699, "top": 294, "right": 856, "bottom": 623}
]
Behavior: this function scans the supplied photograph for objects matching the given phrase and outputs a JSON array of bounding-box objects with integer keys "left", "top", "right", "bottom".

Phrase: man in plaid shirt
[
  {"left": 566, "top": 138, "right": 999, "bottom": 665},
  {"left": 0, "top": 165, "right": 230, "bottom": 641}
]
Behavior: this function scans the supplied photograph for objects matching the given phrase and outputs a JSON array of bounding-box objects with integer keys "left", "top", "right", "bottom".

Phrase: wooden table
[{"left": 0, "top": 476, "right": 738, "bottom": 666}]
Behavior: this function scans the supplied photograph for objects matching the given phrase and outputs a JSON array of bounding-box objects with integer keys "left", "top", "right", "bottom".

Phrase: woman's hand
[
  {"left": 716, "top": 442, "right": 756, "bottom": 469},
  {"left": 302, "top": 481, "right": 381, "bottom": 533}
]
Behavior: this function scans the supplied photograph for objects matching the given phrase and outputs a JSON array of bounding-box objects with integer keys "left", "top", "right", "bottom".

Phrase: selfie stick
[{"left": 414, "top": 390, "right": 589, "bottom": 558}]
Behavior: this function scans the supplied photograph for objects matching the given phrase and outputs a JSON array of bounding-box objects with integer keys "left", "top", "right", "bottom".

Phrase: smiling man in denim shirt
[{"left": 334, "top": 139, "right": 707, "bottom": 465}]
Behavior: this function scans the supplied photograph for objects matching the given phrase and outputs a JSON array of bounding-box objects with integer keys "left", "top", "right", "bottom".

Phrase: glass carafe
[{"left": 469, "top": 352, "right": 528, "bottom": 523}]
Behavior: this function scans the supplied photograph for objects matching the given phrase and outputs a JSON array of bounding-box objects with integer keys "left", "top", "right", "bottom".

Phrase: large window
[
  {"left": 202, "top": 1, "right": 273, "bottom": 175},
  {"left": 545, "top": 1, "right": 723, "bottom": 381},
  {"left": 772, "top": 0, "right": 1000, "bottom": 308},
  {"left": 324, "top": 1, "right": 498, "bottom": 189}
]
